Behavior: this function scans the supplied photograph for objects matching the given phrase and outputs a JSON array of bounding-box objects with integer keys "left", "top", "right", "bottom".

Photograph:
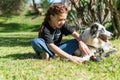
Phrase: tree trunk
[
  {"left": 112, "top": 11, "right": 120, "bottom": 37},
  {"left": 105, "top": 0, "right": 120, "bottom": 37},
  {"left": 32, "top": 0, "right": 39, "bottom": 14}
]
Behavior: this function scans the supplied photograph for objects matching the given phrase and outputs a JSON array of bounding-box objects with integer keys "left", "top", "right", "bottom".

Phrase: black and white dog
[{"left": 77, "top": 22, "right": 117, "bottom": 61}]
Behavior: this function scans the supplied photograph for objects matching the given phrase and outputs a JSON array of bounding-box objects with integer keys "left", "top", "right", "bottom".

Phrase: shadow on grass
[
  {"left": 0, "top": 53, "right": 36, "bottom": 60},
  {"left": 0, "top": 22, "right": 40, "bottom": 47},
  {"left": 0, "top": 22, "right": 39, "bottom": 32},
  {"left": 0, "top": 36, "right": 70, "bottom": 47},
  {"left": 0, "top": 37, "right": 34, "bottom": 47}
]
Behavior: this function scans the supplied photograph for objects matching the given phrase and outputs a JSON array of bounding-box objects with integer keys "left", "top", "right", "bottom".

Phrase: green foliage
[
  {"left": 40, "top": 0, "right": 52, "bottom": 13},
  {"left": 0, "top": 0, "right": 27, "bottom": 16},
  {"left": 116, "top": 0, "right": 120, "bottom": 11},
  {"left": 25, "top": 10, "right": 39, "bottom": 16},
  {"left": 105, "top": 22, "right": 113, "bottom": 32}
]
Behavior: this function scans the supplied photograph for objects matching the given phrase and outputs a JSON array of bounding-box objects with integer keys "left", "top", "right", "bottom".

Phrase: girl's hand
[{"left": 78, "top": 41, "right": 91, "bottom": 55}]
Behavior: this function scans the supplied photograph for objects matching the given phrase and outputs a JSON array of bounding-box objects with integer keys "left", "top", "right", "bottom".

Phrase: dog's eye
[{"left": 100, "top": 28, "right": 105, "bottom": 33}]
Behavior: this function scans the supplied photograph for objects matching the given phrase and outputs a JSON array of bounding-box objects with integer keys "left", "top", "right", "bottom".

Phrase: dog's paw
[
  {"left": 90, "top": 56, "right": 101, "bottom": 62},
  {"left": 103, "top": 48, "right": 117, "bottom": 57}
]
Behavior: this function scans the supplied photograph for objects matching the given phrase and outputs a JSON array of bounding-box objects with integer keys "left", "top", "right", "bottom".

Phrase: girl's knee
[
  {"left": 31, "top": 38, "right": 44, "bottom": 51},
  {"left": 32, "top": 38, "right": 43, "bottom": 44}
]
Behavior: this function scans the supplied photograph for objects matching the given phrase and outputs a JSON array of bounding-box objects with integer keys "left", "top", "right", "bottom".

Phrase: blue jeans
[{"left": 31, "top": 38, "right": 79, "bottom": 58}]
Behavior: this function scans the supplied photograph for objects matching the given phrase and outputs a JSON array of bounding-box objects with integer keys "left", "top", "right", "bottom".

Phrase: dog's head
[{"left": 90, "top": 22, "right": 113, "bottom": 42}]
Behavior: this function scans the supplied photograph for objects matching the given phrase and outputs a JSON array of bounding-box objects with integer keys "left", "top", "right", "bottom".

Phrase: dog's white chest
[{"left": 92, "top": 38, "right": 102, "bottom": 48}]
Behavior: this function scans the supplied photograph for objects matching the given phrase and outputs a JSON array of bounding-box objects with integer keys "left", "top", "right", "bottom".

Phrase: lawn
[
  {"left": 0, "top": 14, "right": 120, "bottom": 80},
  {"left": 0, "top": 32, "right": 120, "bottom": 80}
]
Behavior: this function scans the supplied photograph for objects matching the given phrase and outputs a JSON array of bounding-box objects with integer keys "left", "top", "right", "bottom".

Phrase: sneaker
[
  {"left": 34, "top": 52, "right": 50, "bottom": 60},
  {"left": 40, "top": 52, "right": 50, "bottom": 60}
]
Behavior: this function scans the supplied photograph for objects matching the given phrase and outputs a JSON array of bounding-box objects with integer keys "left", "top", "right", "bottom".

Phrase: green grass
[
  {"left": 0, "top": 12, "right": 120, "bottom": 80},
  {"left": 0, "top": 14, "right": 44, "bottom": 32},
  {"left": 0, "top": 32, "right": 120, "bottom": 80}
]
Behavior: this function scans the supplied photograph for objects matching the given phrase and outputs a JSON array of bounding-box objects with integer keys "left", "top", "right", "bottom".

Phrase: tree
[
  {"left": 30, "top": 0, "right": 51, "bottom": 16},
  {"left": 64, "top": 0, "right": 120, "bottom": 37},
  {"left": 32, "top": 0, "right": 39, "bottom": 15},
  {"left": 40, "top": 0, "right": 52, "bottom": 13},
  {"left": 104, "top": 0, "right": 120, "bottom": 37},
  {"left": 65, "top": 0, "right": 120, "bottom": 37},
  {"left": 67, "top": 0, "right": 110, "bottom": 29},
  {"left": 0, "top": 0, "right": 27, "bottom": 16}
]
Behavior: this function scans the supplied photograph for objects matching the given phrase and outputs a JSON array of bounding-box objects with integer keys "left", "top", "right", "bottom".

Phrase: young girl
[{"left": 32, "top": 4, "right": 91, "bottom": 64}]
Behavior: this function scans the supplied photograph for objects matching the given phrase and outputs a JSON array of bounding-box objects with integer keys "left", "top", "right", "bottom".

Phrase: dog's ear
[{"left": 90, "top": 24, "right": 99, "bottom": 38}]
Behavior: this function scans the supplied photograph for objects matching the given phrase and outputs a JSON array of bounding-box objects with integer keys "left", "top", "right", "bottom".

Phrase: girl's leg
[
  {"left": 58, "top": 39, "right": 79, "bottom": 55},
  {"left": 31, "top": 38, "right": 55, "bottom": 58}
]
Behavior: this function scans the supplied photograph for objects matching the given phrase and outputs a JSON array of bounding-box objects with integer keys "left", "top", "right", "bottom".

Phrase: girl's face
[{"left": 50, "top": 13, "right": 67, "bottom": 29}]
